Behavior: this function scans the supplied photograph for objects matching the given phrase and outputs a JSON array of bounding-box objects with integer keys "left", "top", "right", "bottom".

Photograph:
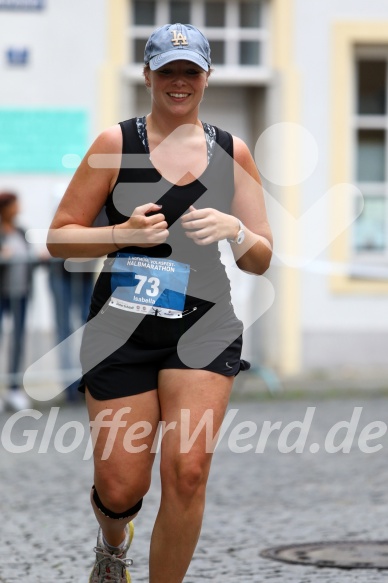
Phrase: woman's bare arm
[
  {"left": 47, "top": 125, "right": 168, "bottom": 258},
  {"left": 230, "top": 136, "right": 272, "bottom": 275}
]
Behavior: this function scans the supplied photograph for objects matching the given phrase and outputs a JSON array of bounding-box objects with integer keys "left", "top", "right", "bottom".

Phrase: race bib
[{"left": 109, "top": 253, "right": 190, "bottom": 318}]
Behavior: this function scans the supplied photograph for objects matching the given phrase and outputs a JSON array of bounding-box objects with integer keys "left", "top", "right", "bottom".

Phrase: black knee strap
[{"left": 92, "top": 486, "right": 143, "bottom": 520}]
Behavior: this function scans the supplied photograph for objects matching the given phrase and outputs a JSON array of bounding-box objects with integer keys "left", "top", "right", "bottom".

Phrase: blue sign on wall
[
  {"left": 0, "top": 0, "right": 44, "bottom": 9},
  {"left": 6, "top": 48, "right": 29, "bottom": 65},
  {"left": 0, "top": 109, "right": 88, "bottom": 173}
]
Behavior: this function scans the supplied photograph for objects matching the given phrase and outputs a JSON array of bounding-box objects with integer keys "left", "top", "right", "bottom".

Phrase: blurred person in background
[
  {"left": 47, "top": 185, "right": 103, "bottom": 403},
  {"left": 0, "top": 191, "right": 33, "bottom": 411},
  {"left": 48, "top": 259, "right": 95, "bottom": 402}
]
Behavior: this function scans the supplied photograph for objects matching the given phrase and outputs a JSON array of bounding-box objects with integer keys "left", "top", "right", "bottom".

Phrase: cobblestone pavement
[{"left": 1, "top": 393, "right": 388, "bottom": 582}]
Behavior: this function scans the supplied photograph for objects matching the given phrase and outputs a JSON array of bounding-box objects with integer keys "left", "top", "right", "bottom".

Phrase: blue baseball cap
[{"left": 144, "top": 23, "right": 211, "bottom": 71}]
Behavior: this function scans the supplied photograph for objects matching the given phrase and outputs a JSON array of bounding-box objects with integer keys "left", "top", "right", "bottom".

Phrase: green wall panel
[{"left": 0, "top": 109, "right": 88, "bottom": 173}]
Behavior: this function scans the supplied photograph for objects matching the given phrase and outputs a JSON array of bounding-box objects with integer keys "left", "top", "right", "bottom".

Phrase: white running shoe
[
  {"left": 4, "top": 389, "right": 32, "bottom": 411},
  {"left": 89, "top": 522, "right": 134, "bottom": 583}
]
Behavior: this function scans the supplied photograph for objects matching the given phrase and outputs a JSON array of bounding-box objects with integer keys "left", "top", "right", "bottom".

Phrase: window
[
  {"left": 130, "top": 0, "right": 268, "bottom": 71},
  {"left": 353, "top": 54, "right": 388, "bottom": 256},
  {"left": 170, "top": 1, "right": 191, "bottom": 23},
  {"left": 133, "top": 0, "right": 156, "bottom": 25},
  {"left": 357, "top": 60, "right": 386, "bottom": 115},
  {"left": 357, "top": 130, "right": 385, "bottom": 182},
  {"left": 239, "top": 40, "right": 260, "bottom": 65},
  {"left": 210, "top": 40, "right": 225, "bottom": 64},
  {"left": 239, "top": 1, "right": 261, "bottom": 28},
  {"left": 353, "top": 196, "right": 386, "bottom": 252},
  {"left": 134, "top": 39, "right": 148, "bottom": 64},
  {"left": 205, "top": 1, "right": 226, "bottom": 27}
]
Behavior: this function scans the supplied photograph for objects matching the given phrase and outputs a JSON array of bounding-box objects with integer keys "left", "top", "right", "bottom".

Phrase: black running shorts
[{"left": 79, "top": 299, "right": 248, "bottom": 400}]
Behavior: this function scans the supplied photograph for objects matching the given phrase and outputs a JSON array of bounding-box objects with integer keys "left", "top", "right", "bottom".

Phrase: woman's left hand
[{"left": 181, "top": 205, "right": 239, "bottom": 245}]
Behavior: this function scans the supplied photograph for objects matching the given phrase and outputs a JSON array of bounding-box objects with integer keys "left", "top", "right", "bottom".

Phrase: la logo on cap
[{"left": 171, "top": 30, "right": 188, "bottom": 46}]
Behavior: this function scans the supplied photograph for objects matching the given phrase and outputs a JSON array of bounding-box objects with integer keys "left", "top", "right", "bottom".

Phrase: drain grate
[{"left": 260, "top": 541, "right": 388, "bottom": 570}]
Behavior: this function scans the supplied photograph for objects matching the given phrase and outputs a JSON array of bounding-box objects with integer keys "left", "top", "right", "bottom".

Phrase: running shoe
[{"left": 89, "top": 522, "right": 134, "bottom": 583}]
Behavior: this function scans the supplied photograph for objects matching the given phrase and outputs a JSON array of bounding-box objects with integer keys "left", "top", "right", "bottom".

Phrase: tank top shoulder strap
[
  {"left": 105, "top": 118, "right": 156, "bottom": 223},
  {"left": 118, "top": 118, "right": 144, "bottom": 154},
  {"left": 214, "top": 126, "right": 234, "bottom": 158}
]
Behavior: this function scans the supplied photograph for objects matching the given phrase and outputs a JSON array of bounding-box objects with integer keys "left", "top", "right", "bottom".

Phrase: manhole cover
[{"left": 260, "top": 541, "right": 388, "bottom": 570}]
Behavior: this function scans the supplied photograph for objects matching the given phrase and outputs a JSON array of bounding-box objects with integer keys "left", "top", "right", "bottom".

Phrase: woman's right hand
[{"left": 114, "top": 203, "right": 169, "bottom": 248}]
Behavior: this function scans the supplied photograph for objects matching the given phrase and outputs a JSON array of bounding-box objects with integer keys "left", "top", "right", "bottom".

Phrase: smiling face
[{"left": 145, "top": 60, "right": 210, "bottom": 120}]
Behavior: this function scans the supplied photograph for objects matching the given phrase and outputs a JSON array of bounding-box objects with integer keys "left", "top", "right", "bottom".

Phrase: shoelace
[{"left": 92, "top": 546, "right": 133, "bottom": 582}]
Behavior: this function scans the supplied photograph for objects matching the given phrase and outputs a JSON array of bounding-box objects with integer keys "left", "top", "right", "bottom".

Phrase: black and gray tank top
[{"left": 92, "top": 116, "right": 236, "bottom": 312}]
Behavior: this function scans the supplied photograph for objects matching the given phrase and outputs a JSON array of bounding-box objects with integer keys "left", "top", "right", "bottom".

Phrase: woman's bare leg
[
  {"left": 86, "top": 388, "right": 161, "bottom": 546},
  {"left": 149, "top": 369, "right": 234, "bottom": 583}
]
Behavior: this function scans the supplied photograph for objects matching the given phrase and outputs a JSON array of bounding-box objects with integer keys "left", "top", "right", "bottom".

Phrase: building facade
[{"left": 1, "top": 0, "right": 388, "bottom": 380}]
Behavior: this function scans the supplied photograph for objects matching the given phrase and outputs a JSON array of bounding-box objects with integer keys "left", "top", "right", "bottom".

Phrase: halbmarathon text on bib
[{"left": 110, "top": 253, "right": 190, "bottom": 318}]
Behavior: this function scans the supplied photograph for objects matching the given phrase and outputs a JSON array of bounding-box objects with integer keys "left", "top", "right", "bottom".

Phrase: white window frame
[
  {"left": 126, "top": 0, "right": 271, "bottom": 85},
  {"left": 351, "top": 45, "right": 388, "bottom": 266}
]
